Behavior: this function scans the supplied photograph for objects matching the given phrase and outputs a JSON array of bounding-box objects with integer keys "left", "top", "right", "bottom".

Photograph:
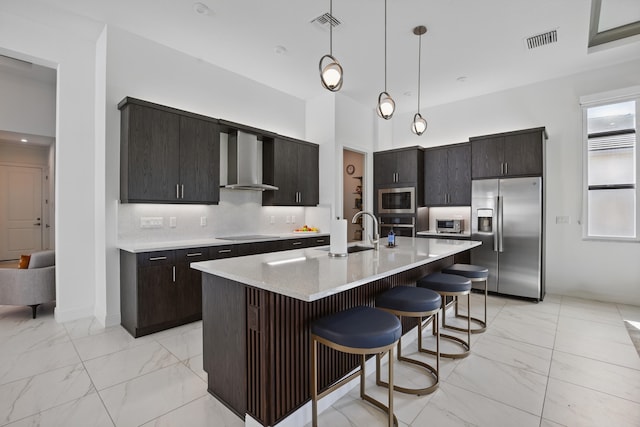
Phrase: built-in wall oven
[
  {"left": 379, "top": 216, "right": 415, "bottom": 237},
  {"left": 377, "top": 187, "right": 415, "bottom": 214}
]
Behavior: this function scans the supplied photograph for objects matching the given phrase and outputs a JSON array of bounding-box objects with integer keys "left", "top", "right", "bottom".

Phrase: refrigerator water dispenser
[{"left": 477, "top": 209, "right": 493, "bottom": 232}]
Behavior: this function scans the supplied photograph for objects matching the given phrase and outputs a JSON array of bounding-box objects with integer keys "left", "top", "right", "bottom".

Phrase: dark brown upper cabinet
[
  {"left": 373, "top": 146, "right": 425, "bottom": 210},
  {"left": 374, "top": 147, "right": 424, "bottom": 187},
  {"left": 119, "top": 97, "right": 220, "bottom": 204},
  {"left": 424, "top": 143, "right": 471, "bottom": 206},
  {"left": 470, "top": 127, "right": 546, "bottom": 179},
  {"left": 262, "top": 137, "right": 319, "bottom": 206}
]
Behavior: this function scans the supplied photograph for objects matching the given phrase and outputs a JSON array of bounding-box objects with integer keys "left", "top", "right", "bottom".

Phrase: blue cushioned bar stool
[
  {"left": 311, "top": 306, "right": 402, "bottom": 427},
  {"left": 442, "top": 264, "right": 489, "bottom": 334},
  {"left": 417, "top": 272, "right": 472, "bottom": 359},
  {"left": 375, "top": 286, "right": 441, "bottom": 395}
]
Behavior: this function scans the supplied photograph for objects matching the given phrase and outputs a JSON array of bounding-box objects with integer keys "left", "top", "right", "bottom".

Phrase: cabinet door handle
[
  {"left": 292, "top": 241, "right": 303, "bottom": 246},
  {"left": 218, "top": 249, "right": 232, "bottom": 254},
  {"left": 298, "top": 192, "right": 302, "bottom": 204},
  {"left": 186, "top": 252, "right": 202, "bottom": 257},
  {"left": 149, "top": 256, "right": 167, "bottom": 261},
  {"left": 176, "top": 184, "right": 180, "bottom": 199},
  {"left": 172, "top": 266, "right": 176, "bottom": 283},
  {"left": 181, "top": 184, "right": 184, "bottom": 199},
  {"left": 505, "top": 163, "right": 508, "bottom": 175}
]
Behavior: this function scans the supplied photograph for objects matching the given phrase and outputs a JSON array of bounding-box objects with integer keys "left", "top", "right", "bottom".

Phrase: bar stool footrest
[
  {"left": 444, "top": 314, "right": 487, "bottom": 334},
  {"left": 360, "top": 393, "right": 399, "bottom": 427},
  {"left": 376, "top": 355, "right": 438, "bottom": 395},
  {"left": 421, "top": 332, "right": 469, "bottom": 359}
]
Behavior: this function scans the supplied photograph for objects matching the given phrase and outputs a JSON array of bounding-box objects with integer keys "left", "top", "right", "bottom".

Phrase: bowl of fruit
[{"left": 294, "top": 225, "right": 319, "bottom": 233}]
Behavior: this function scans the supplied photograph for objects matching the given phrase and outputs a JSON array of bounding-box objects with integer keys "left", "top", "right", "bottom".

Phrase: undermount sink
[
  {"left": 347, "top": 245, "right": 375, "bottom": 253},
  {"left": 318, "top": 245, "right": 375, "bottom": 254}
]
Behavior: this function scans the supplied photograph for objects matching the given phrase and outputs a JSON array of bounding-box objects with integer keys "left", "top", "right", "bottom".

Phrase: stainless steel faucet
[{"left": 352, "top": 211, "right": 379, "bottom": 251}]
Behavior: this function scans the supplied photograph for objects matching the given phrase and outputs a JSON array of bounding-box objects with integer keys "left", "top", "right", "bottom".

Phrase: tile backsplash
[{"left": 118, "top": 189, "right": 331, "bottom": 244}]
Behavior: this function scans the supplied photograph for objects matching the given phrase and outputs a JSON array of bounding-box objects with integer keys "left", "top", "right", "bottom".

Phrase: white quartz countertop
[
  {"left": 118, "top": 232, "right": 330, "bottom": 253},
  {"left": 191, "top": 236, "right": 481, "bottom": 302}
]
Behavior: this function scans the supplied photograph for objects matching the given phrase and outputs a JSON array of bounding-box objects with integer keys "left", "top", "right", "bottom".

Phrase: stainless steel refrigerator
[{"left": 471, "top": 177, "right": 544, "bottom": 300}]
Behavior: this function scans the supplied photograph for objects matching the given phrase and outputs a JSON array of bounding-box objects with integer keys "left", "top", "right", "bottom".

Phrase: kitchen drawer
[
  {"left": 176, "top": 247, "right": 209, "bottom": 263},
  {"left": 137, "top": 250, "right": 175, "bottom": 267},
  {"left": 279, "top": 238, "right": 310, "bottom": 250},
  {"left": 210, "top": 245, "right": 242, "bottom": 259}
]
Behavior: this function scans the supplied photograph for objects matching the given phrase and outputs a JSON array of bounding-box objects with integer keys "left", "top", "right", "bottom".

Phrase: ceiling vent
[
  {"left": 525, "top": 29, "right": 558, "bottom": 50},
  {"left": 310, "top": 12, "right": 341, "bottom": 31}
]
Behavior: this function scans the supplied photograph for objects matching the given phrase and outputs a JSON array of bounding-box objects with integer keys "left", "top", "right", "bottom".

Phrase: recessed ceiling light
[
  {"left": 193, "top": 2, "right": 211, "bottom": 15},
  {"left": 274, "top": 45, "right": 287, "bottom": 55},
  {"left": 20, "top": 138, "right": 28, "bottom": 143}
]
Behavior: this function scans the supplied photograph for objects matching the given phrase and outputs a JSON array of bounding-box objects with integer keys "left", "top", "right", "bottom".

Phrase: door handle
[
  {"left": 493, "top": 197, "right": 499, "bottom": 252},
  {"left": 181, "top": 184, "right": 184, "bottom": 199},
  {"left": 498, "top": 196, "right": 504, "bottom": 252},
  {"left": 504, "top": 163, "right": 508, "bottom": 175},
  {"left": 176, "top": 184, "right": 180, "bottom": 199},
  {"left": 33, "top": 223, "right": 41, "bottom": 226},
  {"left": 172, "top": 266, "right": 176, "bottom": 283}
]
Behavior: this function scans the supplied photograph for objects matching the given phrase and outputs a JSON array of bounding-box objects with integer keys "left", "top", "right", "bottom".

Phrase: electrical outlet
[
  {"left": 169, "top": 217, "right": 177, "bottom": 228},
  {"left": 291, "top": 215, "right": 296, "bottom": 223},
  {"left": 200, "top": 216, "right": 207, "bottom": 227},
  {"left": 270, "top": 216, "right": 275, "bottom": 225},
  {"left": 140, "top": 217, "right": 163, "bottom": 228},
  {"left": 555, "top": 215, "right": 570, "bottom": 224},
  {"left": 286, "top": 216, "right": 291, "bottom": 224}
]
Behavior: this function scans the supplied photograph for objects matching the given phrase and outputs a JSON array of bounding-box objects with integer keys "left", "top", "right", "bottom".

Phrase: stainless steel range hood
[{"left": 223, "top": 130, "right": 278, "bottom": 191}]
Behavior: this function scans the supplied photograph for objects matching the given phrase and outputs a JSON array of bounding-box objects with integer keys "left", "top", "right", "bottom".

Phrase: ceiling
[{"left": 10, "top": 0, "right": 640, "bottom": 114}]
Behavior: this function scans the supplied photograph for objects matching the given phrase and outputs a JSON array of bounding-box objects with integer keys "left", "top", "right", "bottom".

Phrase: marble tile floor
[{"left": 1, "top": 293, "right": 639, "bottom": 427}]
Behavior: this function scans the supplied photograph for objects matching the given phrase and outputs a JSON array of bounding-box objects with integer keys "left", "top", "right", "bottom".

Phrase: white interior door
[{"left": 0, "top": 165, "right": 43, "bottom": 260}]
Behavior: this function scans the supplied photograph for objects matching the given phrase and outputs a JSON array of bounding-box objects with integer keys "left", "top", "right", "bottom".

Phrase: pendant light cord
[
  {"left": 329, "top": 0, "right": 333, "bottom": 56},
  {"left": 384, "top": 0, "right": 387, "bottom": 91},
  {"left": 417, "top": 31, "right": 422, "bottom": 111}
]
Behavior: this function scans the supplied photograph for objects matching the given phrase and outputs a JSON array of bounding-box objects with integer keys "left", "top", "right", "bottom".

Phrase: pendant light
[
  {"left": 319, "top": 0, "right": 343, "bottom": 91},
  {"left": 376, "top": 0, "right": 395, "bottom": 119},
  {"left": 411, "top": 25, "right": 427, "bottom": 135}
]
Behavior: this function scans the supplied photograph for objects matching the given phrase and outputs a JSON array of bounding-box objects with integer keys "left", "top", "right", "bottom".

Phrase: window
[{"left": 582, "top": 88, "right": 640, "bottom": 240}]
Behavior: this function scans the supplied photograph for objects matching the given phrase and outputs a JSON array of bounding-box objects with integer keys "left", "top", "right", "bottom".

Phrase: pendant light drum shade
[{"left": 319, "top": 54, "right": 343, "bottom": 91}]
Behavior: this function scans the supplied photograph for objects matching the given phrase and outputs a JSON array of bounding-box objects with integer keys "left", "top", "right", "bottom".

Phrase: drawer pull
[
  {"left": 316, "top": 239, "right": 325, "bottom": 243},
  {"left": 218, "top": 249, "right": 232, "bottom": 254},
  {"left": 149, "top": 256, "right": 167, "bottom": 261},
  {"left": 292, "top": 242, "right": 303, "bottom": 246},
  {"left": 186, "top": 252, "right": 203, "bottom": 257}
]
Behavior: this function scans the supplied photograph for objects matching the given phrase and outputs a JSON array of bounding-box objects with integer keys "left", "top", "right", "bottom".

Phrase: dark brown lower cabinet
[
  {"left": 120, "top": 249, "right": 206, "bottom": 338},
  {"left": 201, "top": 254, "right": 461, "bottom": 426}
]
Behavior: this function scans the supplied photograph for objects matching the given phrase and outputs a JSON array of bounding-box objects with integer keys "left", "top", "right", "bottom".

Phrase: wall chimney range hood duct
[{"left": 224, "top": 130, "right": 278, "bottom": 191}]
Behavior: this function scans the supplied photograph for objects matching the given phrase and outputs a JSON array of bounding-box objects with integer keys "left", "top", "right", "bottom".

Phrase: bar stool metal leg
[{"left": 422, "top": 290, "right": 470, "bottom": 359}]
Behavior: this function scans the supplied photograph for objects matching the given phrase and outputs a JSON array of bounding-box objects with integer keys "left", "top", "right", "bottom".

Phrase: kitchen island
[{"left": 191, "top": 236, "right": 480, "bottom": 426}]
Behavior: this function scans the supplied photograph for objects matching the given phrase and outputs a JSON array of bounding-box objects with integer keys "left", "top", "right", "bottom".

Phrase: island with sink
[{"left": 191, "top": 236, "right": 480, "bottom": 426}]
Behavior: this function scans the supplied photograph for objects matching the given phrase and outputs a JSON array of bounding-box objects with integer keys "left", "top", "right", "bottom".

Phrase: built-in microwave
[{"left": 377, "top": 187, "right": 415, "bottom": 214}]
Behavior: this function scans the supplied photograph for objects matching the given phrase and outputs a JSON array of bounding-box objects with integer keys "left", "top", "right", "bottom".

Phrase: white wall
[
  {"left": 0, "top": 63, "right": 55, "bottom": 138},
  {"left": 0, "top": 7, "right": 101, "bottom": 321},
  {"left": 104, "top": 26, "right": 309, "bottom": 324},
  {"left": 389, "top": 58, "right": 640, "bottom": 305}
]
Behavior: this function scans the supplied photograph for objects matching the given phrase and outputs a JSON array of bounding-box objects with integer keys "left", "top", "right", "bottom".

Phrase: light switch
[
  {"left": 169, "top": 217, "right": 177, "bottom": 228},
  {"left": 200, "top": 216, "right": 207, "bottom": 227},
  {"left": 555, "top": 216, "right": 570, "bottom": 224},
  {"left": 291, "top": 215, "right": 296, "bottom": 224}
]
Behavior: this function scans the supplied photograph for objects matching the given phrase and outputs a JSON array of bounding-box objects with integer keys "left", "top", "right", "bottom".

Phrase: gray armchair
[{"left": 0, "top": 250, "right": 56, "bottom": 318}]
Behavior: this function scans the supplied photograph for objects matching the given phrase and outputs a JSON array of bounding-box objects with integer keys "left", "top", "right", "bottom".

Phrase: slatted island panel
[{"left": 193, "top": 237, "right": 480, "bottom": 426}]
